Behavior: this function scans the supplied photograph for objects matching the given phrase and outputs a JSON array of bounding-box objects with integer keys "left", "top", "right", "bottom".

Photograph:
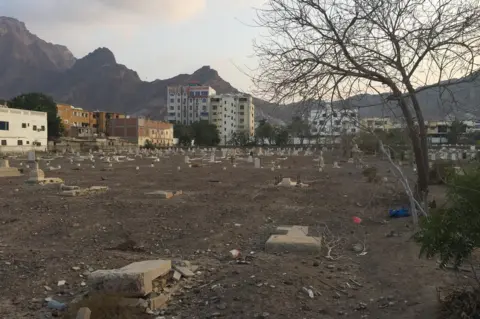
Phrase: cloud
[{"left": 0, "top": 0, "right": 207, "bottom": 26}]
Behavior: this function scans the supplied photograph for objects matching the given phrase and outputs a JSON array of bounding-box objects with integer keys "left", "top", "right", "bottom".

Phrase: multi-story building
[
  {"left": 359, "top": 117, "right": 403, "bottom": 131},
  {"left": 56, "top": 103, "right": 96, "bottom": 132},
  {"left": 92, "top": 111, "right": 126, "bottom": 136},
  {"left": 57, "top": 104, "right": 127, "bottom": 137},
  {"left": 210, "top": 93, "right": 255, "bottom": 144},
  {"left": 108, "top": 117, "right": 174, "bottom": 147},
  {"left": 309, "top": 104, "right": 359, "bottom": 138},
  {"left": 0, "top": 105, "right": 48, "bottom": 153},
  {"left": 166, "top": 84, "right": 216, "bottom": 124}
]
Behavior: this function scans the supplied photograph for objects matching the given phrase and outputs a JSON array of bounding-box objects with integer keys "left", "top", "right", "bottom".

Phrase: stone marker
[
  {"left": 76, "top": 307, "right": 91, "bottom": 319},
  {"left": 254, "top": 158, "right": 261, "bottom": 169},
  {"left": 0, "top": 159, "right": 22, "bottom": 177},
  {"left": 265, "top": 225, "right": 321, "bottom": 254},
  {"left": 88, "top": 259, "right": 172, "bottom": 297},
  {"left": 27, "top": 151, "right": 36, "bottom": 162}
]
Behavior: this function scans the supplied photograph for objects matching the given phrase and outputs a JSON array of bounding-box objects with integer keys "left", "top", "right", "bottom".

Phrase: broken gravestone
[{"left": 88, "top": 259, "right": 172, "bottom": 297}]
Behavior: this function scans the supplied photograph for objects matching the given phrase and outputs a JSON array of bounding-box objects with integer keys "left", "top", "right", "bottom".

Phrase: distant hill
[{"left": 0, "top": 16, "right": 477, "bottom": 125}]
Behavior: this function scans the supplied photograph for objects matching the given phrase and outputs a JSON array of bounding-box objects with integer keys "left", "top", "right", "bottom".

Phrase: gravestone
[
  {"left": 27, "top": 151, "right": 36, "bottom": 163},
  {"left": 0, "top": 159, "right": 22, "bottom": 177},
  {"left": 247, "top": 155, "right": 253, "bottom": 163},
  {"left": 254, "top": 158, "right": 261, "bottom": 169}
]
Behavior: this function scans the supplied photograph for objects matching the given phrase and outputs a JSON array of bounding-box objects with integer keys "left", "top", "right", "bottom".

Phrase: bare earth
[{"left": 0, "top": 154, "right": 462, "bottom": 318}]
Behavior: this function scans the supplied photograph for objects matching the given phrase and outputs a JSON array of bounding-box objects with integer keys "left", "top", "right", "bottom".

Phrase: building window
[
  {"left": 1, "top": 140, "right": 6, "bottom": 145},
  {"left": 26, "top": 141, "right": 30, "bottom": 144},
  {"left": 170, "top": 99, "right": 174, "bottom": 103},
  {"left": 33, "top": 125, "right": 37, "bottom": 131},
  {"left": 17, "top": 140, "right": 23, "bottom": 146},
  {"left": 41, "top": 125, "right": 45, "bottom": 131},
  {"left": 22, "top": 123, "right": 27, "bottom": 128},
  {"left": 0, "top": 121, "right": 9, "bottom": 130}
]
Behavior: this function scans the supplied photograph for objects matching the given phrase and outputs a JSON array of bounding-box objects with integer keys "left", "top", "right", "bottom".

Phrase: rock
[
  {"left": 75, "top": 307, "right": 91, "bottom": 319},
  {"left": 173, "top": 271, "right": 182, "bottom": 281},
  {"left": 173, "top": 265, "right": 195, "bottom": 277},
  {"left": 352, "top": 243, "right": 364, "bottom": 252},
  {"left": 216, "top": 302, "right": 227, "bottom": 310},
  {"left": 149, "top": 294, "right": 169, "bottom": 310}
]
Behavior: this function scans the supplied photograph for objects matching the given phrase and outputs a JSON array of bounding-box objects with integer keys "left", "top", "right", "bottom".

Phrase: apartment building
[
  {"left": 309, "top": 105, "right": 359, "bottom": 138},
  {"left": 108, "top": 117, "right": 174, "bottom": 147},
  {"left": 0, "top": 105, "right": 48, "bottom": 153},
  {"left": 57, "top": 103, "right": 127, "bottom": 137},
  {"left": 56, "top": 103, "right": 96, "bottom": 131},
  {"left": 166, "top": 84, "right": 217, "bottom": 124},
  {"left": 210, "top": 94, "right": 255, "bottom": 145}
]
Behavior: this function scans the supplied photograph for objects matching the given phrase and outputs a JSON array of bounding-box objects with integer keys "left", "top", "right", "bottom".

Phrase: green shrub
[{"left": 415, "top": 165, "right": 480, "bottom": 270}]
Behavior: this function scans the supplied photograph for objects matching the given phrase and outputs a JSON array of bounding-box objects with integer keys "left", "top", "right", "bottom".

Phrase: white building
[
  {"left": 0, "top": 105, "right": 48, "bottom": 153},
  {"left": 308, "top": 104, "right": 358, "bottom": 142},
  {"left": 166, "top": 84, "right": 217, "bottom": 124},
  {"left": 209, "top": 93, "right": 255, "bottom": 145}
]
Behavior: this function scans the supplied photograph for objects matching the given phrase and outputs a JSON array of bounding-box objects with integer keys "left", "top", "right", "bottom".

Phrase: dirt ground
[{"left": 0, "top": 153, "right": 470, "bottom": 318}]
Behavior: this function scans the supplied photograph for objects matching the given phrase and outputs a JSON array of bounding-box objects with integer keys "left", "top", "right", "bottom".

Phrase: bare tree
[{"left": 253, "top": 0, "right": 480, "bottom": 203}]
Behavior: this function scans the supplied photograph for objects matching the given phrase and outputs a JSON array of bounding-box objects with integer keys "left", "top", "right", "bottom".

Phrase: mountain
[
  {"left": 0, "top": 16, "right": 477, "bottom": 125},
  {"left": 0, "top": 17, "right": 288, "bottom": 123}
]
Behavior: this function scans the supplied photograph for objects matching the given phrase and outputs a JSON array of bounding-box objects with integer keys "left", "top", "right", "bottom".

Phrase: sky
[{"left": 0, "top": 0, "right": 266, "bottom": 92}]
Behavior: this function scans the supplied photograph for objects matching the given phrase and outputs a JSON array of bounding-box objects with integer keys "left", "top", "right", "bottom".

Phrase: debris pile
[{"left": 86, "top": 259, "right": 198, "bottom": 314}]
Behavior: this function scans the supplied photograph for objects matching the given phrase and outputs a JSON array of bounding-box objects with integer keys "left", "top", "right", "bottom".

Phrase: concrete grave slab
[
  {"left": 60, "top": 186, "right": 108, "bottom": 197},
  {"left": 145, "top": 190, "right": 183, "bottom": 199},
  {"left": 0, "top": 159, "right": 22, "bottom": 177},
  {"left": 265, "top": 225, "right": 321, "bottom": 254},
  {"left": 88, "top": 259, "right": 172, "bottom": 297}
]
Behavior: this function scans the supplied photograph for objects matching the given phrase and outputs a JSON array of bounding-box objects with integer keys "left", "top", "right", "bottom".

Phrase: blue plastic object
[
  {"left": 389, "top": 207, "right": 410, "bottom": 218},
  {"left": 47, "top": 299, "right": 67, "bottom": 310}
]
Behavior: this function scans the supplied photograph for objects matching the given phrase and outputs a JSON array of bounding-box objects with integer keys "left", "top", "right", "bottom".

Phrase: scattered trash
[
  {"left": 57, "top": 280, "right": 66, "bottom": 286},
  {"left": 229, "top": 249, "right": 241, "bottom": 259},
  {"left": 47, "top": 299, "right": 67, "bottom": 310},
  {"left": 352, "top": 216, "right": 362, "bottom": 224},
  {"left": 389, "top": 207, "right": 410, "bottom": 218},
  {"left": 302, "top": 287, "right": 314, "bottom": 298}
]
